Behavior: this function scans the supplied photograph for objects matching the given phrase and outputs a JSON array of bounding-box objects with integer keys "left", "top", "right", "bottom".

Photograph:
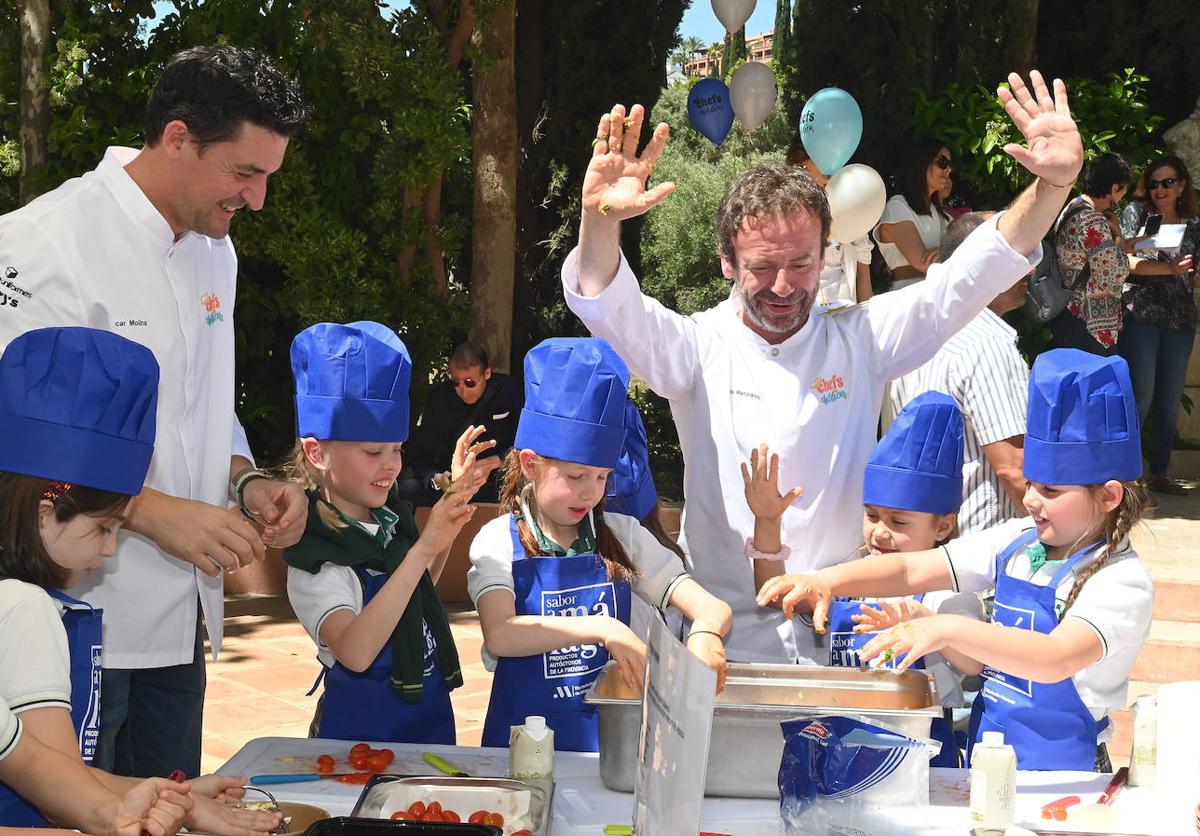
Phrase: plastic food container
[
  {"left": 350, "top": 774, "right": 551, "bottom": 836},
  {"left": 302, "top": 817, "right": 500, "bottom": 836},
  {"left": 585, "top": 660, "right": 944, "bottom": 798}
]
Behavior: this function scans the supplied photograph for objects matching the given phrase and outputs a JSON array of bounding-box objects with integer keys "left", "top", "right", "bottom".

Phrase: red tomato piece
[
  {"left": 441, "top": 810, "right": 460, "bottom": 823},
  {"left": 483, "top": 812, "right": 504, "bottom": 827},
  {"left": 426, "top": 801, "right": 442, "bottom": 816},
  {"left": 350, "top": 743, "right": 371, "bottom": 755},
  {"left": 334, "top": 772, "right": 371, "bottom": 784},
  {"left": 420, "top": 810, "right": 443, "bottom": 822},
  {"left": 407, "top": 801, "right": 426, "bottom": 818},
  {"left": 512, "top": 830, "right": 532, "bottom": 836},
  {"left": 348, "top": 752, "right": 369, "bottom": 770},
  {"left": 377, "top": 748, "right": 395, "bottom": 764},
  {"left": 365, "top": 752, "right": 390, "bottom": 773},
  {"left": 389, "top": 811, "right": 412, "bottom": 821},
  {"left": 468, "top": 811, "right": 488, "bottom": 824}
]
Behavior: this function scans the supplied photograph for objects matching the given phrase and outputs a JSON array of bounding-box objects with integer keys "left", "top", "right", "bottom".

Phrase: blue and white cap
[
  {"left": 1024, "top": 348, "right": 1142, "bottom": 485},
  {"left": 863, "top": 391, "right": 964, "bottom": 514},
  {"left": 291, "top": 321, "right": 412, "bottom": 442}
]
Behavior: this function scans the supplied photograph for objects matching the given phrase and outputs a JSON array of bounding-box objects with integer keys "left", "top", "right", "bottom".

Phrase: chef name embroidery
[
  {"left": 811, "top": 374, "right": 847, "bottom": 405},
  {"left": 202, "top": 293, "right": 224, "bottom": 325}
]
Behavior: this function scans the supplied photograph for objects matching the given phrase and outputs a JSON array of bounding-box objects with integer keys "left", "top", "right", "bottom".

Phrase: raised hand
[
  {"left": 997, "top": 70, "right": 1084, "bottom": 188},
  {"left": 741, "top": 443, "right": 804, "bottom": 521},
  {"left": 447, "top": 424, "right": 501, "bottom": 500},
  {"left": 582, "top": 103, "right": 675, "bottom": 223}
]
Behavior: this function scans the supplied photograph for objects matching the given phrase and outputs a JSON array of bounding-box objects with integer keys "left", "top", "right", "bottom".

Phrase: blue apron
[
  {"left": 828, "top": 594, "right": 959, "bottom": 767},
  {"left": 481, "top": 517, "right": 632, "bottom": 752},
  {"left": 316, "top": 566, "right": 455, "bottom": 744},
  {"left": 0, "top": 589, "right": 102, "bottom": 826},
  {"left": 967, "top": 529, "right": 1109, "bottom": 771}
]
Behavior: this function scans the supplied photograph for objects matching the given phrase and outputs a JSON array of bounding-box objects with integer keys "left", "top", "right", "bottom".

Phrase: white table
[{"left": 218, "top": 737, "right": 1180, "bottom": 834}]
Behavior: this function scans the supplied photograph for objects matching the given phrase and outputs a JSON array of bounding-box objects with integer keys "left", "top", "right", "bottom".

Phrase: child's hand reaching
[
  {"left": 756, "top": 572, "right": 833, "bottom": 631},
  {"left": 851, "top": 597, "right": 933, "bottom": 634},
  {"left": 741, "top": 444, "right": 803, "bottom": 521},
  {"left": 601, "top": 619, "right": 648, "bottom": 693},
  {"left": 686, "top": 631, "right": 729, "bottom": 694}
]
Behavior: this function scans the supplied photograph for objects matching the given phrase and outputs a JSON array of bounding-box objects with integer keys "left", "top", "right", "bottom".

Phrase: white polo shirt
[
  {"left": 563, "top": 214, "right": 1039, "bottom": 663},
  {"left": 0, "top": 147, "right": 252, "bottom": 667},
  {"left": 0, "top": 698, "right": 19, "bottom": 763}
]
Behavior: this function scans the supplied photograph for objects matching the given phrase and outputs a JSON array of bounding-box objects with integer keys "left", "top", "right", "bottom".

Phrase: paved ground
[{"left": 200, "top": 490, "right": 1199, "bottom": 776}]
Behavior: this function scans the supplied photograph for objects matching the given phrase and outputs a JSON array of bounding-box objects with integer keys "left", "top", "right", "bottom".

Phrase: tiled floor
[{"left": 200, "top": 490, "right": 1199, "bottom": 775}]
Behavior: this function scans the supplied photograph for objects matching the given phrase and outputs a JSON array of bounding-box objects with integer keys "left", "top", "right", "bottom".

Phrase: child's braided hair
[{"left": 1062, "top": 478, "right": 1151, "bottom": 614}]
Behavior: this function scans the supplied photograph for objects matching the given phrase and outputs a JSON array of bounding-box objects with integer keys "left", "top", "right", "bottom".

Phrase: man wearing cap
[
  {"left": 563, "top": 71, "right": 1085, "bottom": 664},
  {"left": 0, "top": 46, "right": 309, "bottom": 777}
]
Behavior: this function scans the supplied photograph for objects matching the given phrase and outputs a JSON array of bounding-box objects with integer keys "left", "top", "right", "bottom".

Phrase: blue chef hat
[
  {"left": 291, "top": 321, "right": 412, "bottom": 442},
  {"left": 0, "top": 327, "right": 159, "bottom": 495},
  {"left": 863, "top": 391, "right": 964, "bottom": 514},
  {"left": 514, "top": 338, "right": 629, "bottom": 469},
  {"left": 1024, "top": 349, "right": 1142, "bottom": 485},
  {"left": 605, "top": 400, "right": 658, "bottom": 520}
]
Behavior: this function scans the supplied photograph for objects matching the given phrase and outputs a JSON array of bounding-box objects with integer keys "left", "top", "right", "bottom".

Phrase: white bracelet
[{"left": 745, "top": 537, "right": 791, "bottom": 562}]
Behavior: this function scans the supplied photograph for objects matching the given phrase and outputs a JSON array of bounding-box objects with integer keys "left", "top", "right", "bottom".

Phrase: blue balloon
[
  {"left": 800, "top": 88, "right": 864, "bottom": 175},
  {"left": 687, "top": 78, "right": 735, "bottom": 146}
]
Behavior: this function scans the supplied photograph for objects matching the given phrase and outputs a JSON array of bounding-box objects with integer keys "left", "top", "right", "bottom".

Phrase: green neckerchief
[
  {"left": 1024, "top": 541, "right": 1062, "bottom": 575},
  {"left": 282, "top": 490, "right": 462, "bottom": 703}
]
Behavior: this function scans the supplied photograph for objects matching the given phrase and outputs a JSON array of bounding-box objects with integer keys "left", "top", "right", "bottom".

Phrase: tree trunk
[
  {"left": 1004, "top": 0, "right": 1038, "bottom": 76},
  {"left": 469, "top": 0, "right": 518, "bottom": 373},
  {"left": 17, "top": 0, "right": 51, "bottom": 206}
]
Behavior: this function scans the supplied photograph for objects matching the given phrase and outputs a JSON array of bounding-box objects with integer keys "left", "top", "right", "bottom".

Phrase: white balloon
[
  {"left": 729, "top": 62, "right": 777, "bottom": 133},
  {"left": 711, "top": 0, "right": 756, "bottom": 34},
  {"left": 826, "top": 164, "right": 887, "bottom": 244}
]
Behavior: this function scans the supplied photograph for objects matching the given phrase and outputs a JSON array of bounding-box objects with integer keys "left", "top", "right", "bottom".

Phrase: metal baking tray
[
  {"left": 350, "top": 774, "right": 551, "bottom": 836},
  {"left": 585, "top": 661, "right": 943, "bottom": 798}
]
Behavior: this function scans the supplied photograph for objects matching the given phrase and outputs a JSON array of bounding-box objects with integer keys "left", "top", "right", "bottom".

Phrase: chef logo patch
[
  {"left": 202, "top": 293, "right": 224, "bottom": 325},
  {"left": 811, "top": 373, "right": 846, "bottom": 405},
  {"left": 540, "top": 582, "right": 616, "bottom": 682}
]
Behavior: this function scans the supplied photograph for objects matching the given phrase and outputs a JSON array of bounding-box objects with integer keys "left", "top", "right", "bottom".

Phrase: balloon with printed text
[
  {"left": 710, "top": 0, "right": 756, "bottom": 34},
  {"left": 687, "top": 78, "right": 736, "bottom": 146},
  {"left": 800, "top": 88, "right": 864, "bottom": 176},
  {"left": 729, "top": 62, "right": 777, "bottom": 133},
  {"left": 826, "top": 164, "right": 887, "bottom": 243}
]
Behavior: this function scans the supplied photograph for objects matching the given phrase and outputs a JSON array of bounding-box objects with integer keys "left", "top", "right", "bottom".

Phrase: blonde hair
[
  {"left": 1061, "top": 479, "right": 1151, "bottom": 613},
  {"left": 278, "top": 438, "right": 347, "bottom": 531},
  {"left": 498, "top": 448, "right": 638, "bottom": 581}
]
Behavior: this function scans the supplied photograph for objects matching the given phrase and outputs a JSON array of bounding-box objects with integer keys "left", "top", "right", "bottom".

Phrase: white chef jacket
[
  {"left": 0, "top": 147, "right": 252, "bottom": 667},
  {"left": 562, "top": 214, "right": 1040, "bottom": 663}
]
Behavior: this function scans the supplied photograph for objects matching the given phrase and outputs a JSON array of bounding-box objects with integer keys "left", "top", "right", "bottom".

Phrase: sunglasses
[
  {"left": 934, "top": 154, "right": 953, "bottom": 170},
  {"left": 451, "top": 377, "right": 479, "bottom": 390},
  {"left": 1147, "top": 177, "right": 1179, "bottom": 190}
]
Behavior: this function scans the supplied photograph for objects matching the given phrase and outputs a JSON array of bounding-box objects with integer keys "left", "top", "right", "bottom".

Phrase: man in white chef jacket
[
  {"left": 563, "top": 72, "right": 1085, "bottom": 664},
  {"left": 0, "top": 46, "right": 310, "bottom": 778}
]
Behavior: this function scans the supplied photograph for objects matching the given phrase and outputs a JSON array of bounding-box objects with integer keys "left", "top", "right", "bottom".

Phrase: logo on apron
[
  {"left": 541, "top": 582, "right": 617, "bottom": 680},
  {"left": 79, "top": 643, "right": 102, "bottom": 761},
  {"left": 422, "top": 621, "right": 437, "bottom": 677},
  {"left": 982, "top": 601, "right": 1037, "bottom": 697}
]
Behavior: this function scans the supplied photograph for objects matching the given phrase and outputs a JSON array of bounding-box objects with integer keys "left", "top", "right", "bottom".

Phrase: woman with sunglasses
[
  {"left": 407, "top": 341, "right": 521, "bottom": 504},
  {"left": 1118, "top": 154, "right": 1199, "bottom": 496},
  {"left": 874, "top": 139, "right": 954, "bottom": 290}
]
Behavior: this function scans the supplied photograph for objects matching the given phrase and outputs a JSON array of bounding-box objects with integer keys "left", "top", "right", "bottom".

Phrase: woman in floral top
[
  {"left": 1052, "top": 152, "right": 1132, "bottom": 355},
  {"left": 1119, "top": 153, "right": 1199, "bottom": 495}
]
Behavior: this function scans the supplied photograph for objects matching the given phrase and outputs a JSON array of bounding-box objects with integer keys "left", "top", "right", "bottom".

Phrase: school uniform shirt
[
  {"left": 0, "top": 147, "right": 252, "bottom": 667},
  {"left": 890, "top": 308, "right": 1030, "bottom": 535},
  {"left": 563, "top": 214, "right": 1040, "bottom": 663},
  {"left": 874, "top": 194, "right": 949, "bottom": 275},
  {"left": 0, "top": 699, "right": 19, "bottom": 763},
  {"left": 0, "top": 580, "right": 71, "bottom": 717},
  {"left": 943, "top": 517, "right": 1153, "bottom": 734},
  {"left": 467, "top": 511, "right": 691, "bottom": 670}
]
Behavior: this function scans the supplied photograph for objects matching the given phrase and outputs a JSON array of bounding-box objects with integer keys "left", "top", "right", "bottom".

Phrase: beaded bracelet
[{"left": 745, "top": 537, "right": 791, "bottom": 562}]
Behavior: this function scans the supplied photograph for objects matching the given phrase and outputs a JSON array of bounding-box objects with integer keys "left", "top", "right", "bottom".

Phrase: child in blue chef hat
[
  {"left": 747, "top": 391, "right": 984, "bottom": 766},
  {"left": 282, "top": 321, "right": 495, "bottom": 745},
  {"left": 467, "top": 337, "right": 733, "bottom": 753},
  {"left": 757, "top": 349, "right": 1154, "bottom": 772}
]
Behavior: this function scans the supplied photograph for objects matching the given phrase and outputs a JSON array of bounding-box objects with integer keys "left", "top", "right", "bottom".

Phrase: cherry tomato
[
  {"left": 426, "top": 801, "right": 442, "bottom": 816},
  {"left": 376, "top": 748, "right": 395, "bottom": 765},
  {"left": 483, "top": 812, "right": 504, "bottom": 827},
  {"left": 441, "top": 810, "right": 460, "bottom": 823},
  {"left": 468, "top": 811, "right": 489, "bottom": 824},
  {"left": 365, "top": 752, "right": 391, "bottom": 773},
  {"left": 334, "top": 772, "right": 371, "bottom": 784},
  {"left": 512, "top": 830, "right": 532, "bottom": 836},
  {"left": 420, "top": 810, "right": 443, "bottom": 822},
  {"left": 348, "top": 752, "right": 369, "bottom": 770},
  {"left": 350, "top": 743, "right": 371, "bottom": 755},
  {"left": 389, "top": 811, "right": 412, "bottom": 821}
]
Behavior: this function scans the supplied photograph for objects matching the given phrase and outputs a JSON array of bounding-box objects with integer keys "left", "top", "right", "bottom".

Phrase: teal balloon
[
  {"left": 800, "top": 88, "right": 864, "bottom": 175},
  {"left": 688, "top": 79, "right": 735, "bottom": 146}
]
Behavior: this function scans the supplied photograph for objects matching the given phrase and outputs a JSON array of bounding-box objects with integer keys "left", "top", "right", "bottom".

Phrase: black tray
[{"left": 302, "top": 817, "right": 501, "bottom": 836}]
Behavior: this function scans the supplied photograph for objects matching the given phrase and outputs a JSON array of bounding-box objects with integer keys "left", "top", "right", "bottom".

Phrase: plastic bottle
[
  {"left": 509, "top": 715, "right": 554, "bottom": 780},
  {"left": 969, "top": 731, "right": 1016, "bottom": 834},
  {"left": 1128, "top": 694, "right": 1157, "bottom": 788}
]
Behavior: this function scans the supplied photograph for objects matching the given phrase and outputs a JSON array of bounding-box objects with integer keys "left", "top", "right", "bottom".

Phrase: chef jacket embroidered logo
[
  {"left": 541, "top": 582, "right": 617, "bottom": 682},
  {"left": 201, "top": 293, "right": 224, "bottom": 325},
  {"left": 811, "top": 374, "right": 846, "bottom": 405},
  {"left": 981, "top": 601, "right": 1036, "bottom": 697}
]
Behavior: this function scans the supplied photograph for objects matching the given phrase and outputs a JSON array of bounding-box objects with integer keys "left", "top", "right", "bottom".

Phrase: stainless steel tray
[
  {"left": 585, "top": 661, "right": 943, "bottom": 799},
  {"left": 350, "top": 774, "right": 551, "bottom": 836}
]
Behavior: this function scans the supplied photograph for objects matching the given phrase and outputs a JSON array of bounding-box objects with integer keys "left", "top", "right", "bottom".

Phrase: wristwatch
[{"left": 231, "top": 467, "right": 271, "bottom": 519}]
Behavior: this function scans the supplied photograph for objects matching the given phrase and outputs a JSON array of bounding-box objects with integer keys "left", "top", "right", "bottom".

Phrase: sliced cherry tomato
[
  {"left": 483, "top": 812, "right": 504, "bottom": 827},
  {"left": 315, "top": 754, "right": 335, "bottom": 774},
  {"left": 511, "top": 830, "right": 532, "bottom": 836},
  {"left": 365, "top": 752, "right": 391, "bottom": 773},
  {"left": 420, "top": 810, "right": 443, "bottom": 822},
  {"left": 350, "top": 743, "right": 371, "bottom": 755},
  {"left": 426, "top": 801, "right": 442, "bottom": 816},
  {"left": 407, "top": 801, "right": 426, "bottom": 818},
  {"left": 348, "top": 751, "right": 370, "bottom": 770},
  {"left": 376, "top": 748, "right": 395, "bottom": 764},
  {"left": 441, "top": 810, "right": 460, "bottom": 823},
  {"left": 389, "top": 811, "right": 413, "bottom": 821},
  {"left": 468, "top": 811, "right": 489, "bottom": 824},
  {"left": 334, "top": 772, "right": 371, "bottom": 784}
]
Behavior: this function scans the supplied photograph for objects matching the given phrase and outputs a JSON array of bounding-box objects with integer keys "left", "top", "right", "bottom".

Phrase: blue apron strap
[
  {"left": 994, "top": 528, "right": 1040, "bottom": 584},
  {"left": 1047, "top": 541, "right": 1105, "bottom": 590},
  {"left": 44, "top": 587, "right": 94, "bottom": 612}
]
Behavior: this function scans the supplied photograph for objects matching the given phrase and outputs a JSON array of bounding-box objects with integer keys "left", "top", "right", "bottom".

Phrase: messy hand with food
[
  {"left": 602, "top": 619, "right": 648, "bottom": 693},
  {"left": 857, "top": 616, "right": 952, "bottom": 672},
  {"left": 851, "top": 597, "right": 933, "bottom": 634},
  {"left": 448, "top": 424, "right": 501, "bottom": 497},
  {"left": 108, "top": 776, "right": 193, "bottom": 836},
  {"left": 755, "top": 572, "right": 833, "bottom": 631},
  {"left": 686, "top": 630, "right": 729, "bottom": 694},
  {"left": 185, "top": 792, "right": 282, "bottom": 836}
]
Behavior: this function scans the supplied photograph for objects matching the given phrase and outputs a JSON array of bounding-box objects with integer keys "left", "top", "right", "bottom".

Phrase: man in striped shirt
[{"left": 890, "top": 212, "right": 1032, "bottom": 535}]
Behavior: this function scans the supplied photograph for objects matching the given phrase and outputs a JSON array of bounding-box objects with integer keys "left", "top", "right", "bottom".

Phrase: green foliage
[{"left": 908, "top": 69, "right": 1166, "bottom": 205}]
